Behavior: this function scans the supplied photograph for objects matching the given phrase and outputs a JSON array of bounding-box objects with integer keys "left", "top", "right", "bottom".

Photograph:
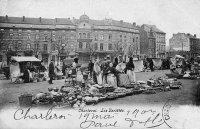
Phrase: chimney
[
  {"left": 5, "top": 15, "right": 8, "bottom": 21},
  {"left": 23, "top": 16, "right": 25, "bottom": 21},
  {"left": 194, "top": 34, "right": 196, "bottom": 38},
  {"left": 39, "top": 17, "right": 42, "bottom": 22},
  {"left": 133, "top": 22, "right": 136, "bottom": 26}
]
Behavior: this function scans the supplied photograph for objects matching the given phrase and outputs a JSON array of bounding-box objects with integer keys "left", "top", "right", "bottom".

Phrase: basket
[
  {"left": 19, "top": 94, "right": 33, "bottom": 107},
  {"left": 57, "top": 75, "right": 62, "bottom": 80},
  {"left": 37, "top": 78, "right": 43, "bottom": 82}
]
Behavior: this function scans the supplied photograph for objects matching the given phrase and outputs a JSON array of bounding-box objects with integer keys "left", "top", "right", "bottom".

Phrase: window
[
  {"left": 79, "top": 42, "right": 83, "bottom": 48},
  {"left": 100, "top": 43, "right": 103, "bottom": 51},
  {"left": 27, "top": 34, "right": 31, "bottom": 40},
  {"left": 136, "top": 37, "right": 138, "bottom": 42},
  {"left": 35, "top": 43, "right": 39, "bottom": 50},
  {"left": 120, "top": 35, "right": 122, "bottom": 42},
  {"left": 83, "top": 33, "right": 86, "bottom": 39},
  {"left": 44, "top": 34, "right": 48, "bottom": 41},
  {"left": 43, "top": 44, "right": 48, "bottom": 51},
  {"left": 79, "top": 33, "right": 82, "bottom": 39},
  {"left": 95, "top": 43, "right": 98, "bottom": 50},
  {"left": 133, "top": 38, "right": 135, "bottom": 43},
  {"left": 52, "top": 34, "right": 56, "bottom": 41},
  {"left": 108, "top": 43, "right": 112, "bottom": 50},
  {"left": 8, "top": 44, "right": 13, "bottom": 50},
  {"left": 18, "top": 33, "right": 22, "bottom": 39},
  {"left": 124, "top": 35, "right": 127, "bottom": 42},
  {"left": 10, "top": 34, "right": 13, "bottom": 39},
  {"left": 86, "top": 42, "right": 89, "bottom": 48},
  {"left": 35, "top": 34, "right": 39, "bottom": 40},
  {"left": 26, "top": 43, "right": 31, "bottom": 50},
  {"left": 52, "top": 44, "right": 56, "bottom": 51},
  {"left": 18, "top": 41, "right": 22, "bottom": 50},
  {"left": 100, "top": 34, "right": 104, "bottom": 40},
  {"left": 70, "top": 34, "right": 74, "bottom": 39},
  {"left": 95, "top": 35, "right": 98, "bottom": 41},
  {"left": 87, "top": 33, "right": 90, "bottom": 39},
  {"left": 109, "top": 34, "right": 112, "bottom": 41},
  {"left": 62, "top": 35, "right": 66, "bottom": 40},
  {"left": 18, "top": 43, "right": 22, "bottom": 50}
]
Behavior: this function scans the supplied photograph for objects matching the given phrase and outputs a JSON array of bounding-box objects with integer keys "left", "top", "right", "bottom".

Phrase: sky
[{"left": 0, "top": 0, "right": 200, "bottom": 46}]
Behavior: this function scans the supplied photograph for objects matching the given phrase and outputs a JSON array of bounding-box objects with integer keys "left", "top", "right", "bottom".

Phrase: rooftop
[
  {"left": 141, "top": 24, "right": 165, "bottom": 34},
  {"left": 0, "top": 15, "right": 138, "bottom": 29}
]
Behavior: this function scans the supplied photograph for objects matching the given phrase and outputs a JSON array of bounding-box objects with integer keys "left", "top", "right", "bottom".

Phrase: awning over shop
[{"left": 11, "top": 56, "right": 41, "bottom": 62}]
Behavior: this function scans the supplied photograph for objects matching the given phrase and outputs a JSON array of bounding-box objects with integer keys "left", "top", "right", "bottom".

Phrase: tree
[
  {"left": 127, "top": 44, "right": 135, "bottom": 57},
  {"left": 112, "top": 41, "right": 127, "bottom": 59},
  {"left": 86, "top": 42, "right": 96, "bottom": 60}
]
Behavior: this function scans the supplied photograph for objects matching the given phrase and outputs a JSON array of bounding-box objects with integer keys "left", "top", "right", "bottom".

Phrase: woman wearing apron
[
  {"left": 93, "top": 60, "right": 102, "bottom": 85},
  {"left": 126, "top": 57, "right": 136, "bottom": 83}
]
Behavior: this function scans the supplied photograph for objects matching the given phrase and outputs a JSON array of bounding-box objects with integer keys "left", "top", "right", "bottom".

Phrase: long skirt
[
  {"left": 127, "top": 70, "right": 136, "bottom": 82},
  {"left": 107, "top": 74, "right": 117, "bottom": 87},
  {"left": 96, "top": 72, "right": 103, "bottom": 85},
  {"left": 118, "top": 74, "right": 130, "bottom": 86}
]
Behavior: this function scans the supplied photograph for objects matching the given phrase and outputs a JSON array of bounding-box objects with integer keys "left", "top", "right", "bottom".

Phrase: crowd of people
[{"left": 87, "top": 56, "right": 136, "bottom": 87}]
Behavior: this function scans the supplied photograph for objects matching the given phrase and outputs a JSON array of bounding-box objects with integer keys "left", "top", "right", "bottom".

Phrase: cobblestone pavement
[{"left": 0, "top": 70, "right": 198, "bottom": 109}]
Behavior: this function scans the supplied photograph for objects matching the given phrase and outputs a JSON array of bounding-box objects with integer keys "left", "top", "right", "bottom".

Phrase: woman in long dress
[
  {"left": 126, "top": 57, "right": 136, "bottom": 82},
  {"left": 93, "top": 60, "right": 102, "bottom": 85}
]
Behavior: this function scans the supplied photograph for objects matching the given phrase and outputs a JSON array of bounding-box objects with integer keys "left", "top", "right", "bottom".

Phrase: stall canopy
[
  {"left": 152, "top": 58, "right": 162, "bottom": 69},
  {"left": 133, "top": 60, "right": 144, "bottom": 72},
  {"left": 11, "top": 56, "right": 41, "bottom": 62}
]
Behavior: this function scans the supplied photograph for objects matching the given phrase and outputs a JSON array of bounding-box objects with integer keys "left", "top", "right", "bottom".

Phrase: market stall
[
  {"left": 133, "top": 60, "right": 144, "bottom": 72},
  {"left": 152, "top": 58, "right": 162, "bottom": 70},
  {"left": 10, "top": 56, "right": 46, "bottom": 83}
]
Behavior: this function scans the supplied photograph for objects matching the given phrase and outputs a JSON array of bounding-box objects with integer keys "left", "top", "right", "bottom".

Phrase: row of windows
[
  {"left": 2, "top": 31, "right": 139, "bottom": 43},
  {"left": 7, "top": 43, "right": 48, "bottom": 51},
  {"left": 78, "top": 42, "right": 113, "bottom": 51},
  {"left": 7, "top": 33, "right": 76, "bottom": 41},
  {"left": 156, "top": 44, "right": 165, "bottom": 51}
]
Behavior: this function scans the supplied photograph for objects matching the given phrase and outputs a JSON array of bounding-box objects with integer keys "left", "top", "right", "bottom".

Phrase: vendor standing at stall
[
  {"left": 88, "top": 60, "right": 94, "bottom": 79},
  {"left": 94, "top": 59, "right": 102, "bottom": 85},
  {"left": 126, "top": 57, "right": 136, "bottom": 82},
  {"left": 113, "top": 57, "right": 119, "bottom": 68},
  {"left": 48, "top": 60, "right": 55, "bottom": 84},
  {"left": 23, "top": 62, "right": 31, "bottom": 83},
  {"left": 105, "top": 62, "right": 120, "bottom": 87}
]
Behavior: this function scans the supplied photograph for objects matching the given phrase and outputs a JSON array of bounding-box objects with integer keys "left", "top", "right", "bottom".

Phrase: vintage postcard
[{"left": 0, "top": 0, "right": 200, "bottom": 129}]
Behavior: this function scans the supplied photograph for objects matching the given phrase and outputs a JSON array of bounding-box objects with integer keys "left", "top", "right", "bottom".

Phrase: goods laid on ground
[
  {"left": 182, "top": 71, "right": 200, "bottom": 80},
  {"left": 19, "top": 73, "right": 183, "bottom": 108}
]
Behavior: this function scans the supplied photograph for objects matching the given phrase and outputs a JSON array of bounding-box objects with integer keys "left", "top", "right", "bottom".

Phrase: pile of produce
[{"left": 29, "top": 74, "right": 183, "bottom": 108}]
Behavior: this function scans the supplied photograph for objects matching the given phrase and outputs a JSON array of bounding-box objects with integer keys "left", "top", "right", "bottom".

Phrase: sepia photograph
[{"left": 0, "top": 0, "right": 200, "bottom": 129}]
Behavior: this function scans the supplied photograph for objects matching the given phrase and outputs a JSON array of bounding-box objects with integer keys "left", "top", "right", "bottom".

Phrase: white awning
[
  {"left": 175, "top": 55, "right": 184, "bottom": 59},
  {"left": 11, "top": 56, "right": 41, "bottom": 62}
]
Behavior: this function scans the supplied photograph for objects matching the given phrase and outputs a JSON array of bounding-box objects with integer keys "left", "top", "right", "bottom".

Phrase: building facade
[
  {"left": 138, "top": 24, "right": 166, "bottom": 58},
  {"left": 168, "top": 33, "right": 200, "bottom": 58},
  {"left": 0, "top": 15, "right": 140, "bottom": 64}
]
